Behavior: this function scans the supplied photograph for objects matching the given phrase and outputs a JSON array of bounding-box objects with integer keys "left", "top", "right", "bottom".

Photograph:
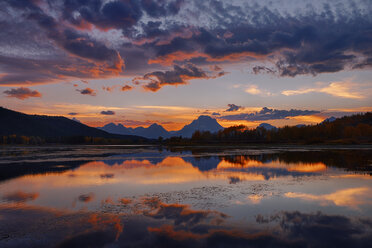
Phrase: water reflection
[
  {"left": 1, "top": 200, "right": 372, "bottom": 247},
  {"left": 285, "top": 187, "right": 372, "bottom": 209},
  {"left": 0, "top": 146, "right": 372, "bottom": 247}
]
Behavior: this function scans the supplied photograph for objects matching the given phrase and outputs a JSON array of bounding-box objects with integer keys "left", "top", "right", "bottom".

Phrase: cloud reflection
[
  {"left": 1, "top": 198, "right": 372, "bottom": 247},
  {"left": 285, "top": 187, "right": 372, "bottom": 209},
  {"left": 2, "top": 191, "right": 39, "bottom": 203}
]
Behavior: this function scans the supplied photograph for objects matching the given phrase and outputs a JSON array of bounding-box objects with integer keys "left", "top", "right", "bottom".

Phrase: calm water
[{"left": 0, "top": 145, "right": 372, "bottom": 247}]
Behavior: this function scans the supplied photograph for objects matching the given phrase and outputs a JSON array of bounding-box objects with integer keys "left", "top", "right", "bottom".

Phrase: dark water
[{"left": 0, "top": 145, "right": 372, "bottom": 247}]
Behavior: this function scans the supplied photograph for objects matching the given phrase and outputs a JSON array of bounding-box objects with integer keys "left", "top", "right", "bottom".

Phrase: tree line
[{"left": 164, "top": 113, "right": 372, "bottom": 145}]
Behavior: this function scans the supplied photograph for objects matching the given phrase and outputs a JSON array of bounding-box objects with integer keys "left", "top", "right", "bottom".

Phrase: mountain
[
  {"left": 100, "top": 123, "right": 134, "bottom": 135},
  {"left": 134, "top": 123, "right": 170, "bottom": 139},
  {"left": 0, "top": 107, "right": 143, "bottom": 141},
  {"left": 257, "top": 123, "right": 277, "bottom": 131},
  {"left": 321, "top": 116, "right": 337, "bottom": 123},
  {"left": 174, "top": 115, "right": 224, "bottom": 138},
  {"left": 99, "top": 123, "right": 171, "bottom": 139},
  {"left": 99, "top": 115, "right": 224, "bottom": 139}
]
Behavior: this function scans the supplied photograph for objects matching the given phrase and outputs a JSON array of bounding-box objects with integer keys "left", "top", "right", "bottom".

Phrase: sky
[{"left": 0, "top": 0, "right": 371, "bottom": 130}]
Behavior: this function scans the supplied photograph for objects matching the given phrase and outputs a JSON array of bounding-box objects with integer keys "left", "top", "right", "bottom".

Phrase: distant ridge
[
  {"left": 258, "top": 123, "right": 277, "bottom": 130},
  {"left": 321, "top": 116, "right": 337, "bottom": 124},
  {"left": 99, "top": 115, "right": 224, "bottom": 139},
  {"left": 174, "top": 115, "right": 224, "bottom": 138},
  {"left": 0, "top": 107, "right": 143, "bottom": 141}
]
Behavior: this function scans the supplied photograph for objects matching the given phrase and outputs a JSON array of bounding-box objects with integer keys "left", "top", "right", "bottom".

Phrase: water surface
[{"left": 1, "top": 145, "right": 372, "bottom": 247}]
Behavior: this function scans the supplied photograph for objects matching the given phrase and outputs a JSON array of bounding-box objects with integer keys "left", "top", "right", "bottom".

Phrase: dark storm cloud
[
  {"left": 1, "top": 0, "right": 372, "bottom": 87},
  {"left": 28, "top": 11, "right": 125, "bottom": 72},
  {"left": 0, "top": 54, "right": 121, "bottom": 86},
  {"left": 134, "top": 64, "right": 210, "bottom": 91},
  {"left": 141, "top": 0, "right": 184, "bottom": 18},
  {"left": 3, "top": 87, "right": 42, "bottom": 100},
  {"left": 225, "top": 104, "right": 243, "bottom": 112},
  {"left": 62, "top": 0, "right": 143, "bottom": 30},
  {"left": 59, "top": 29, "right": 123, "bottom": 67},
  {"left": 142, "top": 1, "right": 372, "bottom": 76},
  {"left": 0, "top": 0, "right": 124, "bottom": 86},
  {"left": 14, "top": 1, "right": 121, "bottom": 64},
  {"left": 100, "top": 110, "right": 116, "bottom": 115},
  {"left": 220, "top": 107, "right": 320, "bottom": 121}
]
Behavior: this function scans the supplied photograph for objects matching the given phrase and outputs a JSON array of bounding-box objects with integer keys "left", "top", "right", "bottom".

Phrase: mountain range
[
  {"left": 0, "top": 107, "right": 143, "bottom": 141},
  {"left": 99, "top": 115, "right": 224, "bottom": 139}
]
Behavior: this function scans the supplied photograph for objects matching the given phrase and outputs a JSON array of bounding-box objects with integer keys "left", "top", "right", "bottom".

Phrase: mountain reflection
[
  {"left": 1, "top": 148, "right": 371, "bottom": 183},
  {"left": 1, "top": 147, "right": 372, "bottom": 247}
]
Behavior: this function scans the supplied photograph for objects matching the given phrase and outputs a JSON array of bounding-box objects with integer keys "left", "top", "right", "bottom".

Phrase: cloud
[
  {"left": 77, "top": 88, "right": 96, "bottom": 96},
  {"left": 245, "top": 85, "right": 262, "bottom": 95},
  {"left": 102, "top": 84, "right": 134, "bottom": 92},
  {"left": 62, "top": 0, "right": 143, "bottom": 31},
  {"left": 102, "top": 86, "right": 115, "bottom": 92},
  {"left": 145, "top": 1, "right": 372, "bottom": 77},
  {"left": 282, "top": 81, "right": 366, "bottom": 99},
  {"left": 121, "top": 85, "right": 133, "bottom": 91},
  {"left": 252, "top": 66, "right": 275, "bottom": 75},
  {"left": 100, "top": 110, "right": 116, "bottom": 115},
  {"left": 3, "top": 87, "right": 42, "bottom": 100},
  {"left": 1, "top": 0, "right": 372, "bottom": 89},
  {"left": 140, "top": 0, "right": 184, "bottom": 18},
  {"left": 68, "top": 112, "right": 78, "bottom": 116},
  {"left": 211, "top": 112, "right": 220, "bottom": 116},
  {"left": 0, "top": 1, "right": 125, "bottom": 86},
  {"left": 100, "top": 173, "right": 114, "bottom": 179},
  {"left": 225, "top": 104, "right": 243, "bottom": 112},
  {"left": 134, "top": 63, "right": 223, "bottom": 92},
  {"left": 220, "top": 107, "right": 320, "bottom": 121},
  {"left": 243, "top": 85, "right": 273, "bottom": 96}
]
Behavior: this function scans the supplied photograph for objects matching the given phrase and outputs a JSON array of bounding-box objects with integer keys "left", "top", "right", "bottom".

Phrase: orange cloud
[
  {"left": 148, "top": 51, "right": 267, "bottom": 66},
  {"left": 121, "top": 85, "right": 133, "bottom": 91},
  {"left": 282, "top": 80, "right": 367, "bottom": 99},
  {"left": 3, "top": 87, "right": 42, "bottom": 100}
]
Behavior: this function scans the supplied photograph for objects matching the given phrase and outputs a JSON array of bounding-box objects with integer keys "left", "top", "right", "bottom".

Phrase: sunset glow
[{"left": 0, "top": 0, "right": 371, "bottom": 130}]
